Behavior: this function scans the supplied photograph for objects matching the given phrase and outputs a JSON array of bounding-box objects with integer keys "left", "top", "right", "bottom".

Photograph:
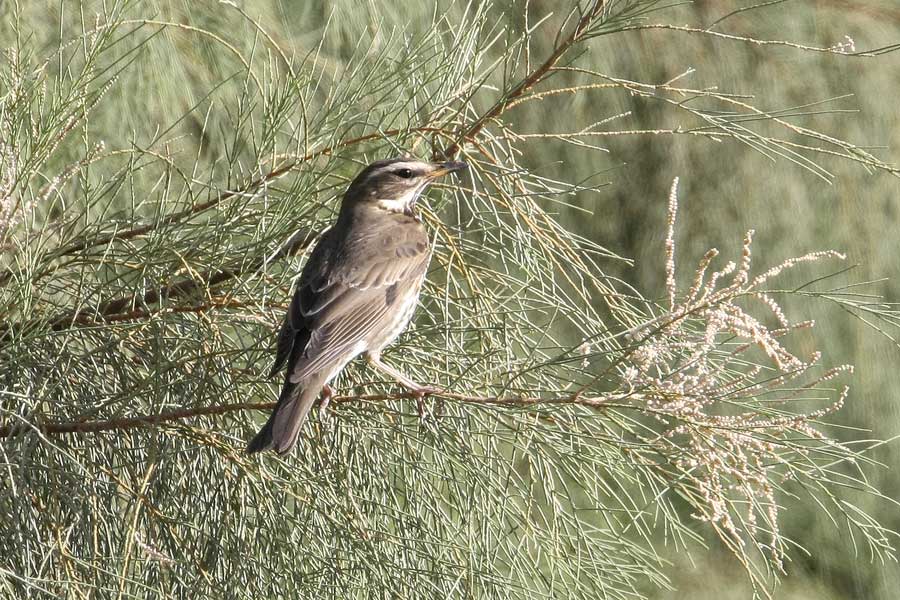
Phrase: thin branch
[
  {"left": 0, "top": 388, "right": 619, "bottom": 439},
  {"left": 53, "top": 163, "right": 297, "bottom": 259},
  {"left": 30, "top": 131, "right": 422, "bottom": 260},
  {"left": 622, "top": 23, "right": 899, "bottom": 57},
  {"left": 0, "top": 227, "right": 316, "bottom": 338},
  {"left": 0, "top": 127, "right": 455, "bottom": 287},
  {"left": 439, "top": 0, "right": 608, "bottom": 159},
  {"left": 39, "top": 298, "right": 286, "bottom": 327}
]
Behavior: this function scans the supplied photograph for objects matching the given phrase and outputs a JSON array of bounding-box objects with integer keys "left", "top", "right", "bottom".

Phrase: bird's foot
[
  {"left": 318, "top": 384, "right": 336, "bottom": 421},
  {"left": 409, "top": 385, "right": 442, "bottom": 422},
  {"left": 363, "top": 353, "right": 443, "bottom": 421}
]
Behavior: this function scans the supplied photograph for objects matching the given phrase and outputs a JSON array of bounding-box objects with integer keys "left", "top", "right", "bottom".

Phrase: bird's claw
[
  {"left": 411, "top": 385, "right": 440, "bottom": 397},
  {"left": 411, "top": 385, "right": 442, "bottom": 422},
  {"left": 318, "top": 384, "right": 336, "bottom": 422}
]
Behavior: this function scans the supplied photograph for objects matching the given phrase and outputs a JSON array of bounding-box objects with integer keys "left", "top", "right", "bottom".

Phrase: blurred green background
[{"left": 4, "top": 0, "right": 899, "bottom": 597}]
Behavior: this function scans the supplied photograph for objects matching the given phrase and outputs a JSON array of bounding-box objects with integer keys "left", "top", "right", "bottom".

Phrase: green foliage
[{"left": 1, "top": 1, "right": 898, "bottom": 598}]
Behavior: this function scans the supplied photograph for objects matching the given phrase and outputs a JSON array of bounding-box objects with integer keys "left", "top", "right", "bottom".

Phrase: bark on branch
[
  {"left": 440, "top": 0, "right": 607, "bottom": 159},
  {"left": 0, "top": 227, "right": 317, "bottom": 338},
  {"left": 0, "top": 388, "right": 616, "bottom": 439}
]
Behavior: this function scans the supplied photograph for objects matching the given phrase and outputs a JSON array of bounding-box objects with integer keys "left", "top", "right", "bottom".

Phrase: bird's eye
[{"left": 395, "top": 168, "right": 414, "bottom": 179}]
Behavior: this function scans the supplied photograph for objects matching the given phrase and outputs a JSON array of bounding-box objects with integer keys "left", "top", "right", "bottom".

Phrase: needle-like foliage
[{"left": 1, "top": 1, "right": 898, "bottom": 598}]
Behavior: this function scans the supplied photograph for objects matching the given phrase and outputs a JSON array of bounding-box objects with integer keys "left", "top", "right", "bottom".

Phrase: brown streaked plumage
[{"left": 247, "top": 158, "right": 467, "bottom": 454}]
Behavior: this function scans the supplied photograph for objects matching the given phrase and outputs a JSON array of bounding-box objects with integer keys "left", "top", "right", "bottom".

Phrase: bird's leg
[
  {"left": 365, "top": 352, "right": 439, "bottom": 420},
  {"left": 318, "top": 383, "right": 335, "bottom": 421},
  {"left": 366, "top": 353, "right": 431, "bottom": 392}
]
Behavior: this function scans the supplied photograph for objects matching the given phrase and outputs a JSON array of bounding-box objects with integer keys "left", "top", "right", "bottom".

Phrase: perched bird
[{"left": 247, "top": 157, "right": 467, "bottom": 454}]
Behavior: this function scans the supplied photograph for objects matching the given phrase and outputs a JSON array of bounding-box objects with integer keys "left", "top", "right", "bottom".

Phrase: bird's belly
[
  {"left": 321, "top": 340, "right": 369, "bottom": 384},
  {"left": 368, "top": 287, "right": 420, "bottom": 352}
]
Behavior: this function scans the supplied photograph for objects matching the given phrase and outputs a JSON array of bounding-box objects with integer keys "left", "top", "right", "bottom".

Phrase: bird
[{"left": 246, "top": 157, "right": 467, "bottom": 454}]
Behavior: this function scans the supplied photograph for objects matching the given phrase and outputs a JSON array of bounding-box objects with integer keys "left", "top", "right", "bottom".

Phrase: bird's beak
[{"left": 426, "top": 161, "right": 468, "bottom": 179}]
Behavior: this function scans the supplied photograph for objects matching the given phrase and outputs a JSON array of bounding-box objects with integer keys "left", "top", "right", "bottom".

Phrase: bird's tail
[{"left": 246, "top": 374, "right": 325, "bottom": 454}]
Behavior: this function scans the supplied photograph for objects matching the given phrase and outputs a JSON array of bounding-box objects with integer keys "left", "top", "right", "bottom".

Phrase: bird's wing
[
  {"left": 268, "top": 228, "right": 333, "bottom": 377},
  {"left": 272, "top": 216, "right": 430, "bottom": 383}
]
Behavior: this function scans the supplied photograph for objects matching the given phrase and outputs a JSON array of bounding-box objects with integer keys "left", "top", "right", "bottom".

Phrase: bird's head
[{"left": 342, "top": 157, "right": 467, "bottom": 218}]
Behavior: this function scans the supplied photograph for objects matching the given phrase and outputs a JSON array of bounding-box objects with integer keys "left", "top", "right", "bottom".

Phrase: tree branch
[
  {"left": 0, "top": 127, "right": 452, "bottom": 287},
  {"left": 439, "top": 0, "right": 608, "bottom": 160},
  {"left": 0, "top": 227, "right": 316, "bottom": 338},
  {"left": 0, "top": 388, "right": 617, "bottom": 439}
]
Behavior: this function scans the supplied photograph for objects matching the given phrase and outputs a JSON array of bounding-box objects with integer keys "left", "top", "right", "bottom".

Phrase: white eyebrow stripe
[{"left": 372, "top": 161, "right": 429, "bottom": 176}]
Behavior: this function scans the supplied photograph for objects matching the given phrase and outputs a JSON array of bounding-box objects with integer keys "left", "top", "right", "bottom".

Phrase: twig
[
  {"left": 439, "top": 0, "right": 608, "bottom": 160},
  {"left": 38, "top": 298, "right": 284, "bottom": 327},
  {"left": 0, "top": 388, "right": 617, "bottom": 438},
  {"left": 29, "top": 129, "right": 438, "bottom": 261},
  {"left": 0, "top": 127, "right": 455, "bottom": 287},
  {"left": 621, "top": 23, "right": 896, "bottom": 57},
  {"left": 52, "top": 163, "right": 297, "bottom": 259},
  {"left": 0, "top": 227, "right": 316, "bottom": 337}
]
